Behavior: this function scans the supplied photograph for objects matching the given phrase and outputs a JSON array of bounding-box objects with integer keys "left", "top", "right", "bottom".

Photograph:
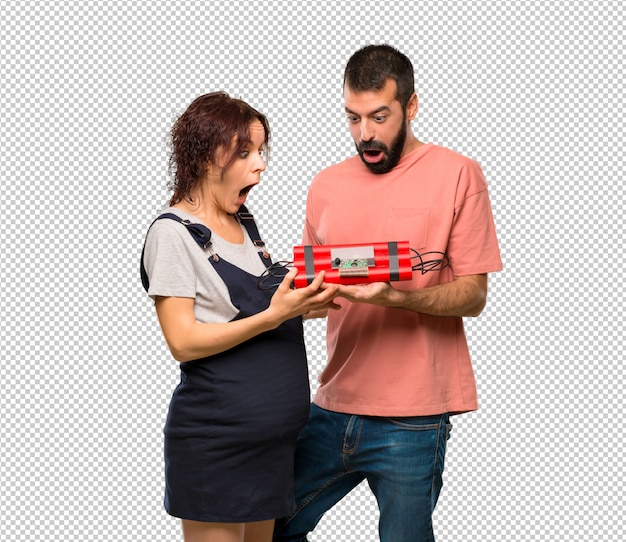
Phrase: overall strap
[
  {"left": 237, "top": 204, "right": 270, "bottom": 260},
  {"left": 140, "top": 213, "right": 215, "bottom": 292},
  {"left": 156, "top": 213, "right": 214, "bottom": 250},
  {"left": 141, "top": 208, "right": 270, "bottom": 292}
]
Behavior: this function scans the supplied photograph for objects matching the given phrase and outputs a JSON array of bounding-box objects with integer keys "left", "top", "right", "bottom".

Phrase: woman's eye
[{"left": 240, "top": 151, "right": 249, "bottom": 159}]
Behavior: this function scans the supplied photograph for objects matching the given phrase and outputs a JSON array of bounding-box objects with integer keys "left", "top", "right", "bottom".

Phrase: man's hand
[{"left": 334, "top": 282, "right": 397, "bottom": 306}]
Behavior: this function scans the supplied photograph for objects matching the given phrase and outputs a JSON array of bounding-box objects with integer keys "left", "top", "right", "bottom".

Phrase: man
[{"left": 274, "top": 45, "right": 503, "bottom": 542}]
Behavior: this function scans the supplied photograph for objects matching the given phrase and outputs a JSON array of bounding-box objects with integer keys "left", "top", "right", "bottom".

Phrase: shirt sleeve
[
  {"left": 447, "top": 160, "right": 503, "bottom": 276},
  {"left": 143, "top": 220, "right": 198, "bottom": 300}
]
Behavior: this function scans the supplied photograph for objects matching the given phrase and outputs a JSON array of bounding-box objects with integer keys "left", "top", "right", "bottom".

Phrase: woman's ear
[{"left": 203, "top": 157, "right": 222, "bottom": 179}]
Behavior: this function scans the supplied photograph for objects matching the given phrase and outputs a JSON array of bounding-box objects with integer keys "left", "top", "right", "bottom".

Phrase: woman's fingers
[
  {"left": 277, "top": 267, "right": 298, "bottom": 292},
  {"left": 306, "top": 270, "right": 326, "bottom": 290}
]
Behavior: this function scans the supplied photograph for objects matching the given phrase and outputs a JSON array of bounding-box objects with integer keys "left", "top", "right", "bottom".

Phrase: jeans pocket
[{"left": 385, "top": 415, "right": 444, "bottom": 431}]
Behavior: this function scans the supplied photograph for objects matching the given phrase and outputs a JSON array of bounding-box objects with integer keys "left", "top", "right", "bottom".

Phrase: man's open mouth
[{"left": 362, "top": 149, "right": 385, "bottom": 163}]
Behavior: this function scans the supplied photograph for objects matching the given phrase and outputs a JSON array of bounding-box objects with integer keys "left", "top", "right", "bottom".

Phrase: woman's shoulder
[{"left": 145, "top": 208, "right": 201, "bottom": 254}]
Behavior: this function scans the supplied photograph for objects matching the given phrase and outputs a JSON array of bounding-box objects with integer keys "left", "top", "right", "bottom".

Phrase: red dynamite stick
[{"left": 292, "top": 241, "right": 413, "bottom": 288}]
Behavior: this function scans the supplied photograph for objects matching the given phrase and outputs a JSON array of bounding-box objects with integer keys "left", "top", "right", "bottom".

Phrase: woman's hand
[{"left": 265, "top": 268, "right": 340, "bottom": 325}]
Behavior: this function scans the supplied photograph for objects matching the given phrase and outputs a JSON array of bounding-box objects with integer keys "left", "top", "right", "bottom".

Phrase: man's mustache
[{"left": 358, "top": 141, "right": 387, "bottom": 152}]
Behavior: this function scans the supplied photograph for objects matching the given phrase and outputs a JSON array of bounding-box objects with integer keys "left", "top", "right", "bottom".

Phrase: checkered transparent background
[{"left": 1, "top": 0, "right": 623, "bottom": 540}]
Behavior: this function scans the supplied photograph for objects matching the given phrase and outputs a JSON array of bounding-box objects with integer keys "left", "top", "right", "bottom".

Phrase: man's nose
[{"left": 360, "top": 119, "right": 375, "bottom": 141}]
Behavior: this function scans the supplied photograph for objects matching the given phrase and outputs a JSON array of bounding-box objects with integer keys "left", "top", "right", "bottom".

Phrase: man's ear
[{"left": 406, "top": 92, "right": 418, "bottom": 121}]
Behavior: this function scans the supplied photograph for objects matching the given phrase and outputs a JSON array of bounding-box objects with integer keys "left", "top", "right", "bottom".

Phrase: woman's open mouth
[
  {"left": 239, "top": 185, "right": 255, "bottom": 198},
  {"left": 237, "top": 184, "right": 256, "bottom": 205}
]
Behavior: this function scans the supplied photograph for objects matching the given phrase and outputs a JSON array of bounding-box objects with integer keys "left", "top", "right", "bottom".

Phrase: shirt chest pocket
[{"left": 386, "top": 208, "right": 430, "bottom": 250}]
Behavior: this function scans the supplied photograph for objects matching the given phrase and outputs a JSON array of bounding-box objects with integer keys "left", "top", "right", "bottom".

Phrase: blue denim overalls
[{"left": 141, "top": 206, "right": 310, "bottom": 522}]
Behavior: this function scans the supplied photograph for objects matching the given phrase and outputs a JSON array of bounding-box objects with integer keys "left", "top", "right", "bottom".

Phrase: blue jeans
[{"left": 274, "top": 404, "right": 452, "bottom": 542}]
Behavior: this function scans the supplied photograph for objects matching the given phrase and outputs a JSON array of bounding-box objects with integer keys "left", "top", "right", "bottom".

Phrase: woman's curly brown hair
[{"left": 168, "top": 92, "right": 270, "bottom": 206}]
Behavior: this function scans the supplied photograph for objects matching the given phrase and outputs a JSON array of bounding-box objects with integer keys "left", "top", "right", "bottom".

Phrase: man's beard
[{"left": 356, "top": 119, "right": 407, "bottom": 175}]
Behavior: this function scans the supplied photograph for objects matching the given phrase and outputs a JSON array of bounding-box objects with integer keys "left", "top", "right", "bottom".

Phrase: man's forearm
[
  {"left": 335, "top": 274, "right": 488, "bottom": 317},
  {"left": 387, "top": 274, "right": 488, "bottom": 317}
]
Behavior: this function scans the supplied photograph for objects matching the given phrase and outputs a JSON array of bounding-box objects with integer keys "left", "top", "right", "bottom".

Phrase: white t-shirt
[{"left": 143, "top": 207, "right": 269, "bottom": 323}]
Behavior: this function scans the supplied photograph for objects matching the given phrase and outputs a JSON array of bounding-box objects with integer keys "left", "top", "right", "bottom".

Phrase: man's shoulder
[
  {"left": 314, "top": 155, "right": 361, "bottom": 180},
  {"left": 422, "top": 143, "right": 480, "bottom": 168},
  {"left": 415, "top": 145, "right": 486, "bottom": 188}
]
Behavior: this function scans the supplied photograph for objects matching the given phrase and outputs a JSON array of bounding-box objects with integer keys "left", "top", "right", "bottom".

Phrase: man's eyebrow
[{"left": 344, "top": 105, "right": 392, "bottom": 116}]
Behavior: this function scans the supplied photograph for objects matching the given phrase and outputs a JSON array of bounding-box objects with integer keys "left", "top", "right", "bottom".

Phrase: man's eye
[
  {"left": 374, "top": 116, "right": 386, "bottom": 122},
  {"left": 347, "top": 115, "right": 359, "bottom": 123}
]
